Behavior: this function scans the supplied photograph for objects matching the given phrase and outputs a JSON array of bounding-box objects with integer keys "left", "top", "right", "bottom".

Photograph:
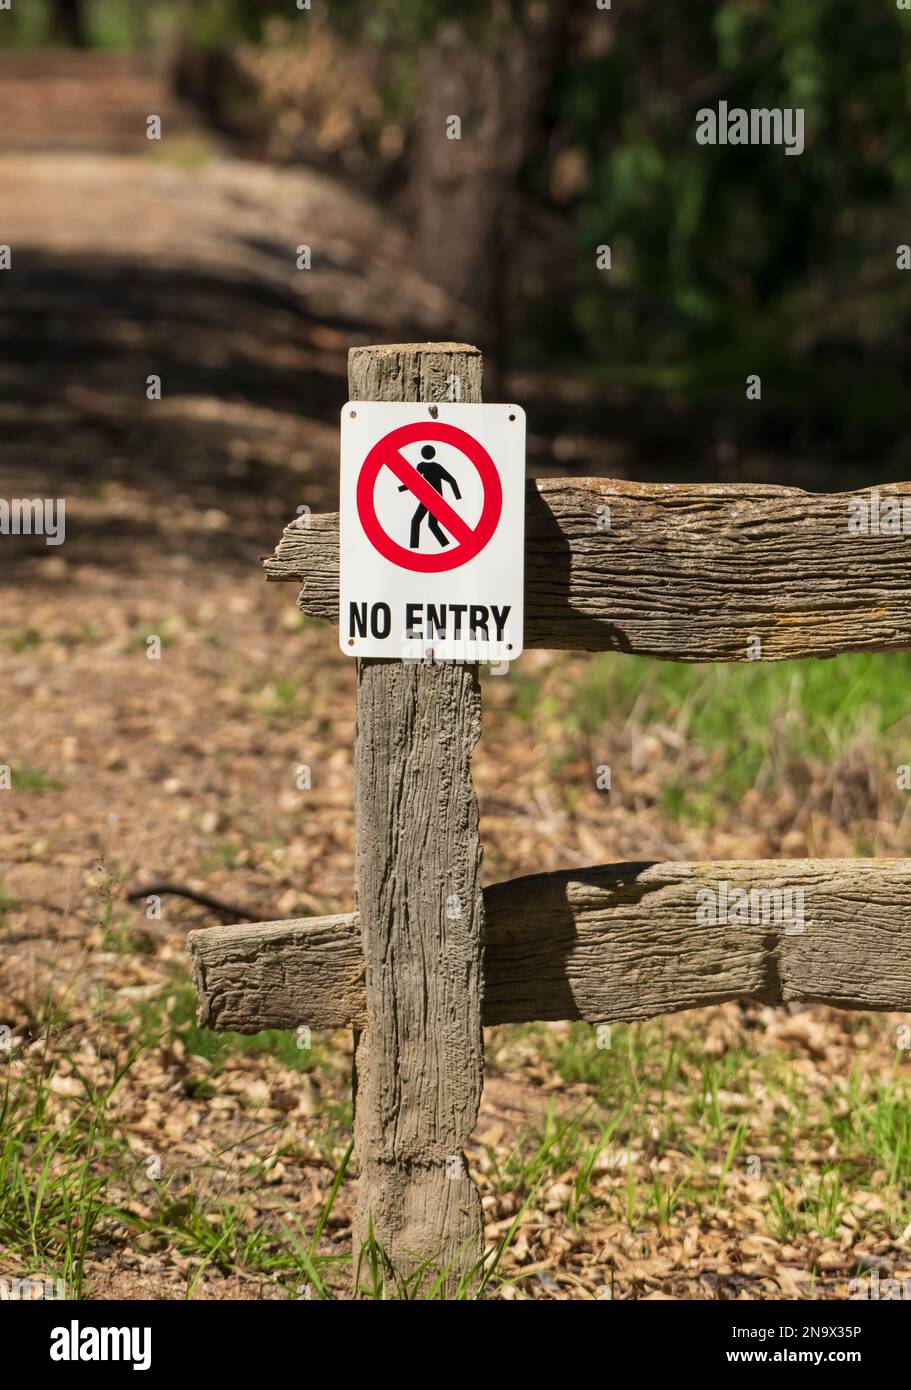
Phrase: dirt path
[{"left": 0, "top": 56, "right": 461, "bottom": 932}]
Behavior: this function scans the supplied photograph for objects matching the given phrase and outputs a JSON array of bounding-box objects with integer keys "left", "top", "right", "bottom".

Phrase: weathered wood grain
[
  {"left": 190, "top": 858, "right": 911, "bottom": 1028},
  {"left": 265, "top": 479, "right": 911, "bottom": 661},
  {"left": 349, "top": 343, "right": 486, "bottom": 1290},
  {"left": 191, "top": 913, "right": 364, "bottom": 1031}
]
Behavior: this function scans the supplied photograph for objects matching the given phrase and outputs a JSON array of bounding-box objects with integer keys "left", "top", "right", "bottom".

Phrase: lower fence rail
[{"left": 191, "top": 857, "right": 911, "bottom": 1032}]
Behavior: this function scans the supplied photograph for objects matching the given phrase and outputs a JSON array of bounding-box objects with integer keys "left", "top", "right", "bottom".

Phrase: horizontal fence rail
[
  {"left": 264, "top": 479, "right": 911, "bottom": 661},
  {"left": 191, "top": 858, "right": 911, "bottom": 1031}
]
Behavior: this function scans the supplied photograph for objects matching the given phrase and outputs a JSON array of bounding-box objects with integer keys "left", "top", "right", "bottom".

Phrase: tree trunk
[
  {"left": 52, "top": 0, "right": 88, "bottom": 47},
  {"left": 406, "top": 8, "right": 567, "bottom": 385}
]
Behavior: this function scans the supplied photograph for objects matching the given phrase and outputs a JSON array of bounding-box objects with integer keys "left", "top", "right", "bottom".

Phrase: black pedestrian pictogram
[
  {"left": 356, "top": 419, "right": 501, "bottom": 573},
  {"left": 398, "top": 445, "right": 462, "bottom": 548}
]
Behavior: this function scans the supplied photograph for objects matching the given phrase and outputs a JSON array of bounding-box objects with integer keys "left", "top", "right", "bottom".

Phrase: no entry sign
[{"left": 339, "top": 402, "right": 525, "bottom": 661}]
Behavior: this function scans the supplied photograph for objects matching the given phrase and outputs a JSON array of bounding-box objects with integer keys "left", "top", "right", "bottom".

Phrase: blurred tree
[
  {"left": 51, "top": 0, "right": 87, "bottom": 46},
  {"left": 404, "top": 5, "right": 570, "bottom": 378},
  {"left": 326, "top": 0, "right": 569, "bottom": 380}
]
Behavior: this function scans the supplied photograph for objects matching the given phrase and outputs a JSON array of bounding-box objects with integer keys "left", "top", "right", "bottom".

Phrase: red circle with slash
[{"left": 356, "top": 421, "right": 502, "bottom": 572}]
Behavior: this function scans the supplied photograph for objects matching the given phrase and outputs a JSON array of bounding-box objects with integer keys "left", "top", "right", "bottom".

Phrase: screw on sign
[{"left": 339, "top": 402, "right": 526, "bottom": 661}]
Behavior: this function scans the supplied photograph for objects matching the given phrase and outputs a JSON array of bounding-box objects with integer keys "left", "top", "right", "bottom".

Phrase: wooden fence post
[{"left": 348, "top": 343, "right": 485, "bottom": 1290}]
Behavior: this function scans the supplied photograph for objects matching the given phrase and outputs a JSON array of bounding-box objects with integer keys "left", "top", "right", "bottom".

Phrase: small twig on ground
[{"left": 125, "top": 883, "right": 267, "bottom": 923}]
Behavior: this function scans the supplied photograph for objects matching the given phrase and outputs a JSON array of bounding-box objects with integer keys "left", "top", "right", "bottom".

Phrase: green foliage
[
  {"left": 569, "top": 650, "right": 911, "bottom": 823},
  {"left": 545, "top": 0, "right": 911, "bottom": 365}
]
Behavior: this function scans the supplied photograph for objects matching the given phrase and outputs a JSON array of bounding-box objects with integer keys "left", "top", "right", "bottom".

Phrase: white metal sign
[{"left": 339, "top": 401, "right": 526, "bottom": 662}]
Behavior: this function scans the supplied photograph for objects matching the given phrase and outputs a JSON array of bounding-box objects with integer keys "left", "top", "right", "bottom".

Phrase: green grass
[
  {"left": 147, "top": 134, "right": 219, "bottom": 171},
  {"left": 260, "top": 678, "right": 314, "bottom": 724},
  {"left": 0, "top": 1036, "right": 140, "bottom": 1297},
  {"left": 502, "top": 650, "right": 911, "bottom": 826},
  {"left": 483, "top": 1104, "right": 620, "bottom": 1226},
  {"left": 0, "top": 1007, "right": 514, "bottom": 1300},
  {"left": 352, "top": 1207, "right": 530, "bottom": 1301},
  {"left": 196, "top": 838, "right": 243, "bottom": 873},
  {"left": 575, "top": 650, "right": 911, "bottom": 765},
  {"left": 489, "top": 1015, "right": 911, "bottom": 1253},
  {"left": 827, "top": 1068, "right": 911, "bottom": 1189},
  {"left": 5, "top": 987, "right": 909, "bottom": 1295},
  {"left": 129, "top": 617, "right": 181, "bottom": 652},
  {"left": 9, "top": 767, "right": 63, "bottom": 793},
  {"left": 134, "top": 977, "right": 334, "bottom": 1079},
  {"left": 0, "top": 879, "right": 22, "bottom": 922},
  {"left": 0, "top": 989, "right": 354, "bottom": 1298},
  {"left": 4, "top": 627, "right": 44, "bottom": 653}
]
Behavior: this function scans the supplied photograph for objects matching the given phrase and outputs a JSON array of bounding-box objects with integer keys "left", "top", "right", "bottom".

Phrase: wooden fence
[{"left": 188, "top": 341, "right": 911, "bottom": 1293}]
